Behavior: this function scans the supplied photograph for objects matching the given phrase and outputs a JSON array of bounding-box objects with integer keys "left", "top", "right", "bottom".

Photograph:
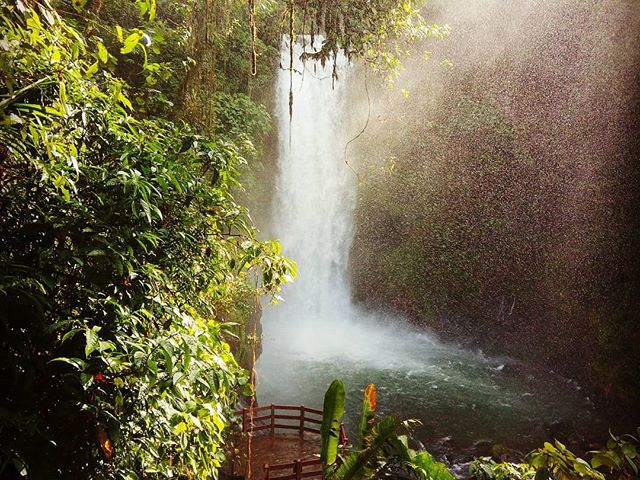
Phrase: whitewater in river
[{"left": 256, "top": 38, "right": 601, "bottom": 463}]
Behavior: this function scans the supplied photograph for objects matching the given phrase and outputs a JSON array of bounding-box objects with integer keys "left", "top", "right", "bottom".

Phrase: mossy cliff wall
[{"left": 349, "top": 0, "right": 640, "bottom": 418}]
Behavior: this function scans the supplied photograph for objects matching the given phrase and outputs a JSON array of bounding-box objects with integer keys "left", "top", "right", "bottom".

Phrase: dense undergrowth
[
  {"left": 0, "top": 0, "right": 293, "bottom": 477},
  {"left": 318, "top": 381, "right": 640, "bottom": 480},
  {"left": 469, "top": 430, "right": 640, "bottom": 480}
]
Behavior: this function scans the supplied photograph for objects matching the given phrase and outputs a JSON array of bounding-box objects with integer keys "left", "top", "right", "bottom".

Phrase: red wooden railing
[
  {"left": 235, "top": 404, "right": 348, "bottom": 480},
  {"left": 238, "top": 404, "right": 333, "bottom": 437},
  {"left": 263, "top": 457, "right": 322, "bottom": 480}
]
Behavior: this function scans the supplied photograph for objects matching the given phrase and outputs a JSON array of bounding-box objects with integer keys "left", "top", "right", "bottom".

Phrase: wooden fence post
[
  {"left": 270, "top": 404, "right": 275, "bottom": 436},
  {"left": 299, "top": 405, "right": 304, "bottom": 438},
  {"left": 294, "top": 459, "right": 302, "bottom": 480}
]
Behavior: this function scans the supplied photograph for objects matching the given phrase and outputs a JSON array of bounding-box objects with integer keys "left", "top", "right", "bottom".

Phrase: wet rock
[
  {"left": 470, "top": 439, "right": 494, "bottom": 457},
  {"left": 450, "top": 460, "right": 475, "bottom": 480}
]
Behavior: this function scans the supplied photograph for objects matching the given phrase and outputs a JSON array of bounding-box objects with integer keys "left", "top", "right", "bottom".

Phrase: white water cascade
[
  {"left": 255, "top": 38, "right": 599, "bottom": 457},
  {"left": 264, "top": 40, "right": 357, "bottom": 356},
  {"left": 258, "top": 39, "right": 435, "bottom": 368}
]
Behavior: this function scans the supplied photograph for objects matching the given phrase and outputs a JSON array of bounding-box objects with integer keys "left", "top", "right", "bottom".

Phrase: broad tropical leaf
[{"left": 321, "top": 379, "right": 346, "bottom": 477}]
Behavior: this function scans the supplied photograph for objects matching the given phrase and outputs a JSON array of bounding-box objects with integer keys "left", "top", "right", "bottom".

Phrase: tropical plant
[
  {"left": 589, "top": 430, "right": 640, "bottom": 479},
  {"left": 358, "top": 384, "right": 377, "bottom": 449},
  {"left": 529, "top": 441, "right": 606, "bottom": 480},
  {"left": 469, "top": 458, "right": 537, "bottom": 480},
  {"left": 470, "top": 429, "right": 640, "bottom": 480},
  {"left": 410, "top": 451, "right": 457, "bottom": 480},
  {"left": 320, "top": 380, "right": 348, "bottom": 477},
  {"left": 319, "top": 381, "right": 454, "bottom": 480}
]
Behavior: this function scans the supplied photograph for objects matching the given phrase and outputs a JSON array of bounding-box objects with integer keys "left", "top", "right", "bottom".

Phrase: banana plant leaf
[{"left": 321, "top": 379, "right": 346, "bottom": 477}]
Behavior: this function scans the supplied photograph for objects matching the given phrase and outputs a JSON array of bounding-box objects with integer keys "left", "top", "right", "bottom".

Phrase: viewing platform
[{"left": 225, "top": 404, "right": 347, "bottom": 480}]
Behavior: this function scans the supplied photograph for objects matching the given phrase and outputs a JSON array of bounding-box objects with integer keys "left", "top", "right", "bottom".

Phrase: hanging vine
[
  {"left": 288, "top": 0, "right": 295, "bottom": 123},
  {"left": 248, "top": 0, "right": 257, "bottom": 78},
  {"left": 289, "top": 0, "right": 449, "bottom": 83}
]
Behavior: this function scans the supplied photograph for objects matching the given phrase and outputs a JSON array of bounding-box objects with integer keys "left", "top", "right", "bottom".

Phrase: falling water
[
  {"left": 264, "top": 40, "right": 356, "bottom": 356},
  {"left": 256, "top": 38, "right": 603, "bottom": 463}
]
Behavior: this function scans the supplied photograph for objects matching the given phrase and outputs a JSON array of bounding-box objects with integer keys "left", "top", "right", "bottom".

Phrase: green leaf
[
  {"left": 99, "top": 340, "right": 116, "bottom": 352},
  {"left": 51, "top": 357, "right": 86, "bottom": 371},
  {"left": 573, "top": 459, "right": 591, "bottom": 475},
  {"left": 320, "top": 379, "right": 345, "bottom": 475},
  {"left": 85, "top": 326, "right": 100, "bottom": 357},
  {"left": 147, "top": 358, "right": 158, "bottom": 374},
  {"left": 411, "top": 452, "right": 454, "bottom": 480},
  {"left": 97, "top": 42, "right": 108, "bottom": 63},
  {"left": 621, "top": 442, "right": 637, "bottom": 459},
  {"left": 148, "top": 0, "right": 157, "bottom": 21},
  {"left": 61, "top": 328, "right": 83, "bottom": 343},
  {"left": 174, "top": 422, "right": 187, "bottom": 435},
  {"left": 85, "top": 61, "right": 99, "bottom": 76},
  {"left": 121, "top": 32, "right": 142, "bottom": 54},
  {"left": 591, "top": 453, "right": 615, "bottom": 469},
  {"left": 118, "top": 92, "right": 133, "bottom": 110},
  {"left": 530, "top": 453, "right": 547, "bottom": 469}
]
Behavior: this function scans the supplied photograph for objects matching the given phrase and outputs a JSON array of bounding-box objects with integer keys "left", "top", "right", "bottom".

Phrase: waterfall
[
  {"left": 270, "top": 39, "right": 355, "bottom": 334},
  {"left": 259, "top": 38, "right": 424, "bottom": 366},
  {"left": 255, "top": 37, "right": 599, "bottom": 455}
]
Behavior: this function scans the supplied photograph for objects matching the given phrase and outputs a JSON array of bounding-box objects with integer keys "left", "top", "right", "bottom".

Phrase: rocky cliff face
[{"left": 349, "top": 0, "right": 640, "bottom": 418}]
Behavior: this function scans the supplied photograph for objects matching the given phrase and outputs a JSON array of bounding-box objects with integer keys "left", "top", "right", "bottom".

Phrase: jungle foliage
[
  {"left": 319, "top": 381, "right": 640, "bottom": 480},
  {"left": 286, "top": 0, "right": 449, "bottom": 83},
  {"left": 0, "top": 1, "right": 294, "bottom": 478},
  {"left": 470, "top": 430, "right": 640, "bottom": 480},
  {"left": 0, "top": 0, "right": 440, "bottom": 478}
]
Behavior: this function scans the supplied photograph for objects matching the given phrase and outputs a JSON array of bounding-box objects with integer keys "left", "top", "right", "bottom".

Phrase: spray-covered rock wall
[{"left": 349, "top": 0, "right": 640, "bottom": 416}]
